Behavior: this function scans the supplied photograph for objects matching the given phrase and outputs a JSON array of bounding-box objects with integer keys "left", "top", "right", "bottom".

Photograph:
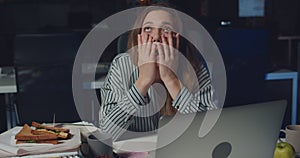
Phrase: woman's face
[
  {"left": 140, "top": 10, "right": 177, "bottom": 82},
  {"left": 141, "top": 10, "right": 176, "bottom": 43}
]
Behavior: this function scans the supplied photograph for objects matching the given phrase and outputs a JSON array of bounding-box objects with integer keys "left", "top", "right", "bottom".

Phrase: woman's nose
[{"left": 151, "top": 28, "right": 161, "bottom": 42}]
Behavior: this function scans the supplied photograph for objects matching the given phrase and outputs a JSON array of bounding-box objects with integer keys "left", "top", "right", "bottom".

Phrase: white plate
[{"left": 10, "top": 127, "right": 77, "bottom": 147}]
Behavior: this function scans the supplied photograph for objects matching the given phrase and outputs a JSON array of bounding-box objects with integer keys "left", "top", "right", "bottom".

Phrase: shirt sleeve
[
  {"left": 98, "top": 55, "right": 148, "bottom": 140},
  {"left": 172, "top": 63, "right": 217, "bottom": 114}
]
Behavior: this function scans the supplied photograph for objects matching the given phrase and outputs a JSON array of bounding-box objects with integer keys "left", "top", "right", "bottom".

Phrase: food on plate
[
  {"left": 15, "top": 124, "right": 59, "bottom": 144},
  {"left": 31, "top": 121, "right": 70, "bottom": 139},
  {"left": 15, "top": 122, "right": 72, "bottom": 145}
]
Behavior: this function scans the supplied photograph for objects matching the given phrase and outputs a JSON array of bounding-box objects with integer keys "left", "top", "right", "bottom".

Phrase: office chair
[
  {"left": 14, "top": 33, "right": 82, "bottom": 125},
  {"left": 117, "top": 31, "right": 130, "bottom": 54},
  {"left": 214, "top": 28, "right": 269, "bottom": 107}
]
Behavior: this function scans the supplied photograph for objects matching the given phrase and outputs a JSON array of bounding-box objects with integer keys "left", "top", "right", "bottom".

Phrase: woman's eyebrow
[
  {"left": 143, "top": 21, "right": 153, "bottom": 26},
  {"left": 161, "top": 21, "right": 173, "bottom": 26},
  {"left": 142, "top": 21, "right": 174, "bottom": 28}
]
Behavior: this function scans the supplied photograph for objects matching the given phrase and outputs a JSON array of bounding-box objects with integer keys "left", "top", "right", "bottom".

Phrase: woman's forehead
[{"left": 142, "top": 10, "right": 175, "bottom": 26}]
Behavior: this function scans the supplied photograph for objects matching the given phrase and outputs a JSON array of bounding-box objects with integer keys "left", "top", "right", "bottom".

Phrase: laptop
[{"left": 155, "top": 100, "right": 287, "bottom": 158}]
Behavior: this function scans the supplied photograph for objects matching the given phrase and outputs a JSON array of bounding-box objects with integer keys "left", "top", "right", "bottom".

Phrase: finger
[
  {"left": 138, "top": 34, "right": 142, "bottom": 46},
  {"left": 137, "top": 34, "right": 142, "bottom": 54},
  {"left": 142, "top": 33, "right": 148, "bottom": 44},
  {"left": 175, "top": 33, "right": 180, "bottom": 50},
  {"left": 149, "top": 42, "right": 157, "bottom": 60},
  {"left": 146, "top": 36, "right": 153, "bottom": 56},
  {"left": 157, "top": 42, "right": 165, "bottom": 64},
  {"left": 161, "top": 34, "right": 169, "bottom": 61},
  {"left": 168, "top": 31, "right": 174, "bottom": 52},
  {"left": 141, "top": 34, "right": 148, "bottom": 55},
  {"left": 168, "top": 32, "right": 175, "bottom": 60}
]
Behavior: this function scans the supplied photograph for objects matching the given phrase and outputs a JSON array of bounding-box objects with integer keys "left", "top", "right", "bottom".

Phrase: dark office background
[
  {"left": 0, "top": 0, "right": 300, "bottom": 67},
  {"left": 0, "top": 0, "right": 300, "bottom": 133}
]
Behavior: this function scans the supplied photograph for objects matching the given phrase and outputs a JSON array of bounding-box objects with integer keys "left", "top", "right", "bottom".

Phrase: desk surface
[
  {"left": 278, "top": 36, "right": 300, "bottom": 40},
  {"left": 265, "top": 71, "right": 298, "bottom": 80},
  {"left": 0, "top": 74, "right": 17, "bottom": 93},
  {"left": 2, "top": 124, "right": 300, "bottom": 158}
]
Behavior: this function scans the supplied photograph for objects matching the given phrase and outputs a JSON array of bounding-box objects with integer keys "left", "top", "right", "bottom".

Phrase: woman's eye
[
  {"left": 163, "top": 27, "right": 172, "bottom": 33},
  {"left": 144, "top": 27, "right": 151, "bottom": 32}
]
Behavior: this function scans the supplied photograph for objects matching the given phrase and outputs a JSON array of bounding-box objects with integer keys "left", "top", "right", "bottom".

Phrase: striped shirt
[{"left": 99, "top": 53, "right": 216, "bottom": 140}]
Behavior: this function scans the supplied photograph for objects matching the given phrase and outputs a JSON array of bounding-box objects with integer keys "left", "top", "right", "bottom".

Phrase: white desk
[
  {"left": 0, "top": 72, "right": 17, "bottom": 130},
  {"left": 265, "top": 71, "right": 298, "bottom": 125}
]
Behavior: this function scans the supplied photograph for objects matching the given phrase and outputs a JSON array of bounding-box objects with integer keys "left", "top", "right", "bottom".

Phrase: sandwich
[
  {"left": 15, "top": 122, "right": 71, "bottom": 145},
  {"left": 15, "top": 124, "right": 59, "bottom": 144},
  {"left": 31, "top": 121, "right": 70, "bottom": 139}
]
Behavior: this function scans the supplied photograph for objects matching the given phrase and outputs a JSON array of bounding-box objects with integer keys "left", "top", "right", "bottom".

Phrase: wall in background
[
  {"left": 0, "top": 95, "right": 6, "bottom": 133},
  {"left": 0, "top": 0, "right": 299, "bottom": 34},
  {"left": 0, "top": 0, "right": 119, "bottom": 34}
]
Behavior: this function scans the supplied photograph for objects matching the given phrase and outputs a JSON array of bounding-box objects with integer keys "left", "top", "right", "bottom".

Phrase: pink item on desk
[{"left": 118, "top": 152, "right": 149, "bottom": 158}]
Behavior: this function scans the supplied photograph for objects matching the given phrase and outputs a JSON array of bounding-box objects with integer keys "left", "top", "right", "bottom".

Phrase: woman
[{"left": 99, "top": 3, "right": 217, "bottom": 140}]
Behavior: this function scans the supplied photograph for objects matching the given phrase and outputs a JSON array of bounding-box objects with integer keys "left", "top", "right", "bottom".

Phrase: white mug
[{"left": 281, "top": 125, "right": 300, "bottom": 154}]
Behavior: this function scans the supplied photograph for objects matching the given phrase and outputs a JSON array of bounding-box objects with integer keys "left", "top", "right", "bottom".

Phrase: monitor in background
[
  {"left": 239, "top": 0, "right": 265, "bottom": 18},
  {"left": 214, "top": 28, "right": 269, "bottom": 107},
  {"left": 14, "top": 33, "right": 83, "bottom": 125},
  {"left": 6, "top": 1, "right": 69, "bottom": 33},
  {"left": 0, "top": 35, "right": 14, "bottom": 68},
  {"left": 38, "top": 3, "right": 69, "bottom": 32}
]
